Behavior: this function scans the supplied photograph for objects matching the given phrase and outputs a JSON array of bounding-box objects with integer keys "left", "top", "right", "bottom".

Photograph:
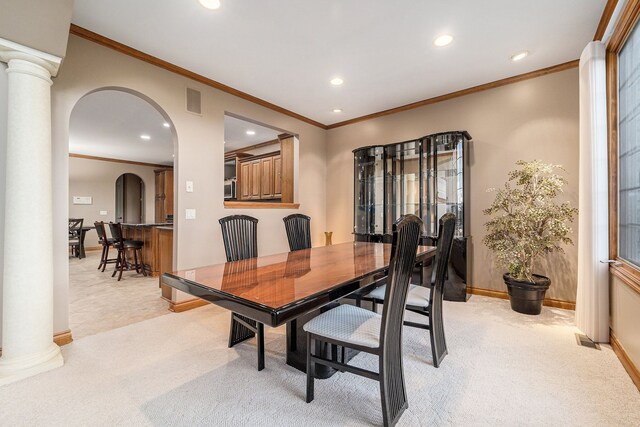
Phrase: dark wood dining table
[
  {"left": 161, "top": 241, "right": 436, "bottom": 377},
  {"left": 71, "top": 226, "right": 94, "bottom": 259}
]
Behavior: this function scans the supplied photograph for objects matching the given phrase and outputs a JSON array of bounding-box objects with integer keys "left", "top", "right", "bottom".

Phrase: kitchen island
[{"left": 121, "top": 223, "right": 173, "bottom": 279}]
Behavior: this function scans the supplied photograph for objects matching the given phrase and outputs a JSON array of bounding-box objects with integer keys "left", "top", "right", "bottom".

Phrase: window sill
[
  {"left": 224, "top": 201, "right": 300, "bottom": 209},
  {"left": 610, "top": 262, "right": 640, "bottom": 296}
]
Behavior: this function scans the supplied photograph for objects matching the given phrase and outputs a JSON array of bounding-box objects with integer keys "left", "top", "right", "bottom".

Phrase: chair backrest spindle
[
  {"left": 283, "top": 214, "right": 312, "bottom": 251},
  {"left": 219, "top": 215, "right": 258, "bottom": 262}
]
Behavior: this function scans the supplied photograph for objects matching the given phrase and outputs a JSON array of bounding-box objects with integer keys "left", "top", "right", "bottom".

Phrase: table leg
[{"left": 79, "top": 229, "right": 88, "bottom": 259}]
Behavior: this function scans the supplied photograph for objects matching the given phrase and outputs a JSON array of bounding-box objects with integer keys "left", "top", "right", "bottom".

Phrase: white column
[
  {"left": 576, "top": 41, "right": 609, "bottom": 343},
  {"left": 0, "top": 40, "right": 62, "bottom": 385}
]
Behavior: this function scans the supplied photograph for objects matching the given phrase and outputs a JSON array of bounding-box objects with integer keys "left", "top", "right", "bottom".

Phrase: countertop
[{"left": 121, "top": 223, "right": 173, "bottom": 227}]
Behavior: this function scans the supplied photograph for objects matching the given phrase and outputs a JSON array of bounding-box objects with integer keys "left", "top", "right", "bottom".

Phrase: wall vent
[{"left": 186, "top": 87, "right": 202, "bottom": 115}]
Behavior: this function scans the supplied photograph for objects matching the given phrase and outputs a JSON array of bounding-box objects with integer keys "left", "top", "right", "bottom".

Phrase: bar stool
[
  {"left": 94, "top": 221, "right": 118, "bottom": 272},
  {"left": 108, "top": 222, "right": 146, "bottom": 281}
]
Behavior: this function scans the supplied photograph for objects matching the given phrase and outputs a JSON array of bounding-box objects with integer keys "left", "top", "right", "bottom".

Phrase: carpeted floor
[
  {"left": 1, "top": 295, "right": 638, "bottom": 426},
  {"left": 69, "top": 251, "right": 171, "bottom": 339}
]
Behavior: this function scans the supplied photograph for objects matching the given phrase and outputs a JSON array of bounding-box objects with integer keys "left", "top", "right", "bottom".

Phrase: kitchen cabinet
[
  {"left": 154, "top": 169, "right": 173, "bottom": 223},
  {"left": 238, "top": 151, "right": 282, "bottom": 201}
]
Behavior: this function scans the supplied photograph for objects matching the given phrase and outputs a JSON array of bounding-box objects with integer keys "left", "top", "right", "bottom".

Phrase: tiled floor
[{"left": 68, "top": 250, "right": 171, "bottom": 339}]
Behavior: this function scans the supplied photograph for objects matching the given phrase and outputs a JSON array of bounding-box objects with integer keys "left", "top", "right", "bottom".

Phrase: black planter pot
[{"left": 503, "top": 273, "right": 551, "bottom": 315}]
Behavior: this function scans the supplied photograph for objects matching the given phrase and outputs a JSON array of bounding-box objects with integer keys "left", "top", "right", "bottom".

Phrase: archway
[{"left": 67, "top": 87, "right": 177, "bottom": 339}]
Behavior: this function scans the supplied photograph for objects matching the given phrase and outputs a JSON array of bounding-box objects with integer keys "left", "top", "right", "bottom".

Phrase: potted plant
[{"left": 483, "top": 160, "right": 578, "bottom": 315}]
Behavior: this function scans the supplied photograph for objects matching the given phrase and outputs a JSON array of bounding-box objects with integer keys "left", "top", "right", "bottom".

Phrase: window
[{"left": 618, "top": 19, "right": 640, "bottom": 268}]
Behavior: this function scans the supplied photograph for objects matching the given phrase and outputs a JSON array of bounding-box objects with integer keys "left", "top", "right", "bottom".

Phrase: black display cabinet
[{"left": 352, "top": 131, "right": 472, "bottom": 301}]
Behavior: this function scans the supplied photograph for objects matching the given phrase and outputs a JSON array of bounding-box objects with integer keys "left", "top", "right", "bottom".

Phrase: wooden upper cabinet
[
  {"left": 260, "top": 157, "right": 274, "bottom": 198},
  {"left": 273, "top": 154, "right": 282, "bottom": 197},
  {"left": 155, "top": 171, "right": 165, "bottom": 198},
  {"left": 154, "top": 169, "right": 174, "bottom": 222},
  {"left": 250, "top": 160, "right": 261, "bottom": 199},
  {"left": 237, "top": 151, "right": 282, "bottom": 201},
  {"left": 239, "top": 162, "right": 251, "bottom": 200}
]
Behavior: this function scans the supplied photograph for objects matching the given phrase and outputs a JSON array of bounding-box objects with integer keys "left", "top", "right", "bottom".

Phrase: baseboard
[
  {"left": 168, "top": 298, "right": 208, "bottom": 313},
  {"left": 84, "top": 246, "right": 102, "bottom": 252},
  {"left": 467, "top": 286, "right": 576, "bottom": 310},
  {"left": 53, "top": 329, "right": 74, "bottom": 346},
  {"left": 0, "top": 330, "right": 73, "bottom": 356},
  {"left": 610, "top": 332, "right": 640, "bottom": 391}
]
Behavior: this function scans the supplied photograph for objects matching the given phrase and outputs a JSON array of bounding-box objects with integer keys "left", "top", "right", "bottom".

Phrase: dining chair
[
  {"left": 364, "top": 212, "right": 456, "bottom": 368},
  {"left": 108, "top": 222, "right": 146, "bottom": 281},
  {"left": 283, "top": 214, "right": 312, "bottom": 251},
  {"left": 68, "top": 218, "right": 84, "bottom": 258},
  {"left": 94, "top": 221, "right": 117, "bottom": 272},
  {"left": 218, "top": 215, "right": 266, "bottom": 371},
  {"left": 303, "top": 214, "right": 423, "bottom": 427}
]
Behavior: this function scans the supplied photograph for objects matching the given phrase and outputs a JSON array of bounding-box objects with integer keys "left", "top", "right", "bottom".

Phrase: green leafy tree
[{"left": 483, "top": 160, "right": 578, "bottom": 282}]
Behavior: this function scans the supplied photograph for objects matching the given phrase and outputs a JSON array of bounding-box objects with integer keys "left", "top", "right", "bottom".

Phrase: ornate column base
[{"left": 0, "top": 343, "right": 63, "bottom": 386}]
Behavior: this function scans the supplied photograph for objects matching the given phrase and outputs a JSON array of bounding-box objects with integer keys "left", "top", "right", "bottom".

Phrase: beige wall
[
  {"left": 326, "top": 68, "right": 580, "bottom": 302},
  {"left": 610, "top": 277, "right": 640, "bottom": 373},
  {"left": 68, "top": 157, "right": 158, "bottom": 248},
  {"left": 0, "top": 62, "right": 7, "bottom": 340},
  {"left": 50, "top": 35, "right": 327, "bottom": 331},
  {"left": 0, "top": 0, "right": 73, "bottom": 59}
]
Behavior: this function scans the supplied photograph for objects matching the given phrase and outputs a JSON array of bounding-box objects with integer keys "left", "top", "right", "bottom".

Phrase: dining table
[{"left": 161, "top": 241, "right": 436, "bottom": 378}]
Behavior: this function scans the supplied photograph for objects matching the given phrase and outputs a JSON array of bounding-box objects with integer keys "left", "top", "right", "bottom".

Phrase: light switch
[
  {"left": 99, "top": 210, "right": 108, "bottom": 216},
  {"left": 186, "top": 181, "right": 194, "bottom": 193},
  {"left": 185, "top": 209, "right": 196, "bottom": 220}
]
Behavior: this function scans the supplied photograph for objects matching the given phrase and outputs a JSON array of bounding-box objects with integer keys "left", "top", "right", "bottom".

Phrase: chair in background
[
  {"left": 108, "top": 222, "right": 146, "bottom": 281},
  {"left": 219, "top": 215, "right": 266, "bottom": 371},
  {"left": 68, "top": 218, "right": 84, "bottom": 258},
  {"left": 303, "top": 214, "right": 423, "bottom": 427},
  {"left": 365, "top": 213, "right": 456, "bottom": 368},
  {"left": 94, "top": 221, "right": 117, "bottom": 272},
  {"left": 283, "top": 214, "right": 312, "bottom": 251}
]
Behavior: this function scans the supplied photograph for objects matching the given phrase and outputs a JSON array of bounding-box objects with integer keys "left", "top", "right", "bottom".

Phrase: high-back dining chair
[
  {"left": 365, "top": 212, "right": 456, "bottom": 368},
  {"left": 94, "top": 221, "right": 117, "bottom": 272},
  {"left": 218, "top": 215, "right": 266, "bottom": 371},
  {"left": 303, "top": 214, "right": 423, "bottom": 427},
  {"left": 283, "top": 214, "right": 312, "bottom": 251},
  {"left": 68, "top": 218, "right": 84, "bottom": 258}
]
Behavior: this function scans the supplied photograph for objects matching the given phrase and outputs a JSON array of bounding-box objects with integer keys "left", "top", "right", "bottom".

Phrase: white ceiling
[
  {"left": 224, "top": 114, "right": 284, "bottom": 152},
  {"left": 69, "top": 90, "right": 174, "bottom": 165},
  {"left": 72, "top": 0, "right": 606, "bottom": 126}
]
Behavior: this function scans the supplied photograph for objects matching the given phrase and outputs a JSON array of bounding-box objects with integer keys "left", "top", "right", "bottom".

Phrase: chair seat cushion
[
  {"left": 366, "top": 284, "right": 430, "bottom": 308},
  {"left": 303, "top": 304, "right": 381, "bottom": 348},
  {"left": 122, "top": 240, "right": 143, "bottom": 248}
]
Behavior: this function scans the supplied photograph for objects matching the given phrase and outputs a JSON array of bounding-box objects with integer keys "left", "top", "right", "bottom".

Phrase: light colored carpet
[
  {"left": 1, "top": 296, "right": 638, "bottom": 426},
  {"left": 69, "top": 251, "right": 170, "bottom": 339}
]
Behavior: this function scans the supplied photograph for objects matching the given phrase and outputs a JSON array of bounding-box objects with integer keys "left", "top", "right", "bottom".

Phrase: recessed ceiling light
[
  {"left": 163, "top": 122, "right": 170, "bottom": 128},
  {"left": 332, "top": 108, "right": 343, "bottom": 113},
  {"left": 510, "top": 51, "right": 529, "bottom": 62},
  {"left": 434, "top": 34, "right": 454, "bottom": 47},
  {"left": 140, "top": 134, "right": 151, "bottom": 140},
  {"left": 330, "top": 77, "right": 344, "bottom": 86},
  {"left": 198, "top": 0, "right": 221, "bottom": 10},
  {"left": 246, "top": 130, "right": 256, "bottom": 135}
]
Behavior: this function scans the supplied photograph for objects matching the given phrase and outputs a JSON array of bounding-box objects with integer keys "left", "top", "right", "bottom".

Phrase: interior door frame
[{"left": 607, "top": 0, "right": 640, "bottom": 294}]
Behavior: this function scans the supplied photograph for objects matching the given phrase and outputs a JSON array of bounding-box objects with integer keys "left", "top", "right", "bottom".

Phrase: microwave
[{"left": 224, "top": 180, "right": 236, "bottom": 199}]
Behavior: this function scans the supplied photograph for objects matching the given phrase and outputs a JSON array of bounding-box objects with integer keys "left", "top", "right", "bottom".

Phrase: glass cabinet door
[
  {"left": 422, "top": 133, "right": 466, "bottom": 238},
  {"left": 354, "top": 147, "right": 384, "bottom": 235},
  {"left": 384, "top": 141, "right": 421, "bottom": 234}
]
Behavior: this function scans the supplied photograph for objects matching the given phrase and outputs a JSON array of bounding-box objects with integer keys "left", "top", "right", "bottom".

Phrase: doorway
[
  {"left": 68, "top": 87, "right": 177, "bottom": 339},
  {"left": 115, "top": 173, "right": 145, "bottom": 224}
]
